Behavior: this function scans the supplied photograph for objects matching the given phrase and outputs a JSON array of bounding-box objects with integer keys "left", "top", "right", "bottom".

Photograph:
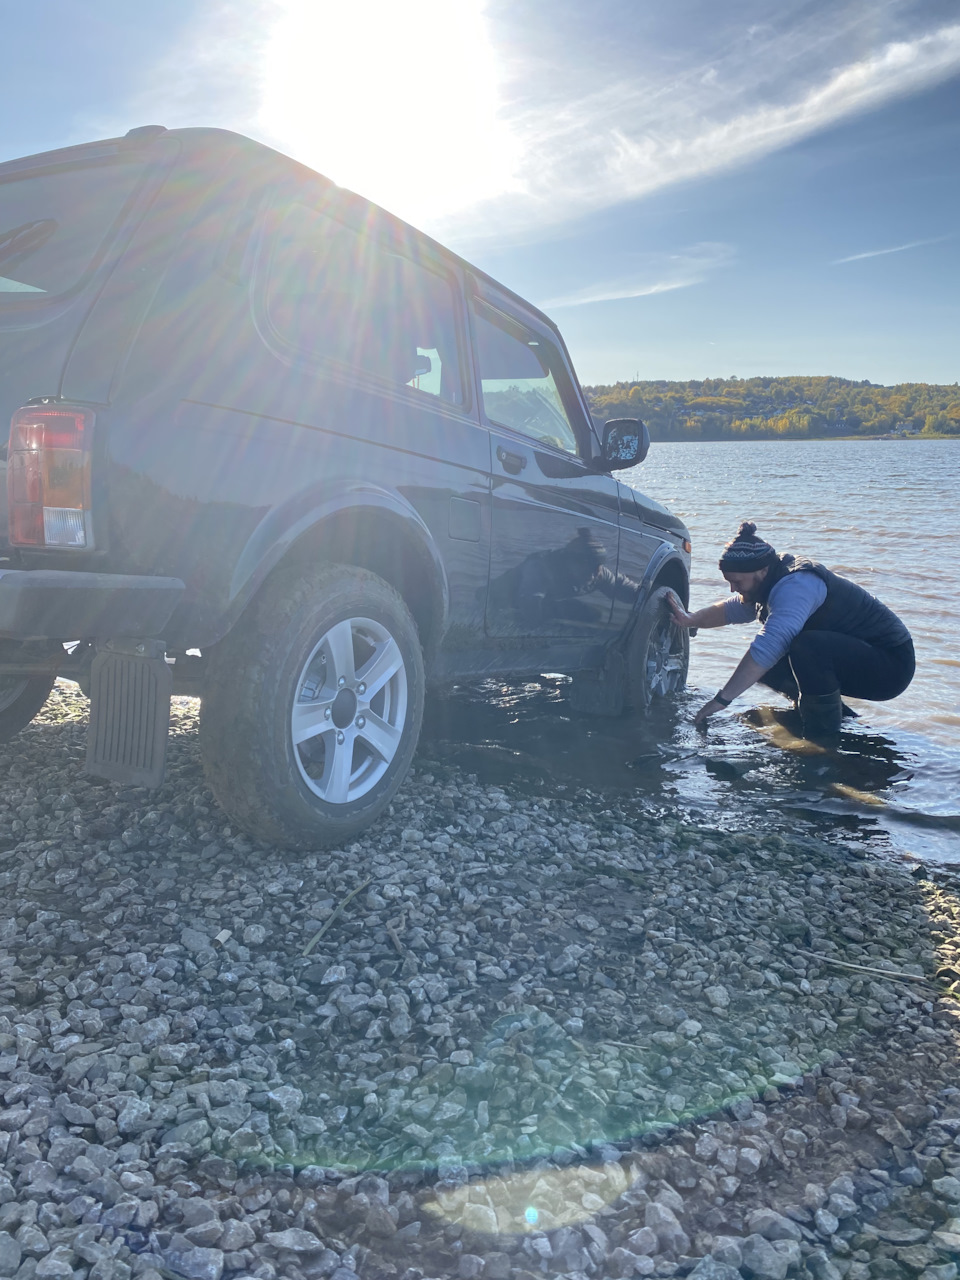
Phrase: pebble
[{"left": 1, "top": 686, "right": 960, "bottom": 1279}]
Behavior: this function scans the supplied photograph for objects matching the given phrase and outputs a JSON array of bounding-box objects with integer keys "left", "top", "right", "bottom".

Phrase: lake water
[
  {"left": 423, "top": 439, "right": 960, "bottom": 866},
  {"left": 632, "top": 439, "right": 960, "bottom": 863},
  {"left": 636, "top": 438, "right": 959, "bottom": 753}
]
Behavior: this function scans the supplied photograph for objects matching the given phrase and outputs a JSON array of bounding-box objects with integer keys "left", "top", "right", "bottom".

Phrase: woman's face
[{"left": 722, "top": 565, "right": 770, "bottom": 602}]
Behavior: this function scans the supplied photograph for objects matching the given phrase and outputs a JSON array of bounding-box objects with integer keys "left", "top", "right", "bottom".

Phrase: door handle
[{"left": 497, "top": 446, "right": 527, "bottom": 475}]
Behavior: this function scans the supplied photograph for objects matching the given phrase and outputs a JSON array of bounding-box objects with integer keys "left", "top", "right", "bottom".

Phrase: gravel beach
[{"left": 3, "top": 685, "right": 960, "bottom": 1280}]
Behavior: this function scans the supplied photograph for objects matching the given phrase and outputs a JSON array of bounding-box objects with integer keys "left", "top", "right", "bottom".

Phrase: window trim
[{"left": 470, "top": 293, "right": 596, "bottom": 461}]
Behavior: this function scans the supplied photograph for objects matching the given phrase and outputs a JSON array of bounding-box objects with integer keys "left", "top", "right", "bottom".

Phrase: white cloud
[
  {"left": 542, "top": 242, "right": 735, "bottom": 308},
  {"left": 833, "top": 234, "right": 952, "bottom": 263},
  {"left": 437, "top": 18, "right": 960, "bottom": 245},
  {"left": 114, "top": 4, "right": 960, "bottom": 246}
]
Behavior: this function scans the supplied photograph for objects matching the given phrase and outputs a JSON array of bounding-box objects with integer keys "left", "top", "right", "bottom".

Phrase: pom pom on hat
[{"left": 718, "top": 520, "right": 777, "bottom": 572}]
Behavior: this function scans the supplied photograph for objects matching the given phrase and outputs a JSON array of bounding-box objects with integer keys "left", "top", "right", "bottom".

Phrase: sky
[{"left": 2, "top": 0, "right": 958, "bottom": 387}]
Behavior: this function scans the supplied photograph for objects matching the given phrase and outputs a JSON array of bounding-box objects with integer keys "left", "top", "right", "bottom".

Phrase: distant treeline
[{"left": 583, "top": 375, "right": 960, "bottom": 440}]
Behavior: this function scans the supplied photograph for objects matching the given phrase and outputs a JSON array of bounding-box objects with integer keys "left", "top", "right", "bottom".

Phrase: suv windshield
[{"left": 0, "top": 157, "right": 147, "bottom": 297}]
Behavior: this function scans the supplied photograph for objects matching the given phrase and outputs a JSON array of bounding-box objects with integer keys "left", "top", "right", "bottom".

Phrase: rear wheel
[
  {"left": 0, "top": 674, "right": 57, "bottom": 743},
  {"left": 200, "top": 565, "right": 425, "bottom": 849},
  {"left": 624, "top": 585, "right": 689, "bottom": 713}
]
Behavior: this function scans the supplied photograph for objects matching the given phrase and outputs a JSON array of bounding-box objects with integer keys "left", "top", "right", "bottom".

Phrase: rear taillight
[{"left": 7, "top": 404, "right": 94, "bottom": 548}]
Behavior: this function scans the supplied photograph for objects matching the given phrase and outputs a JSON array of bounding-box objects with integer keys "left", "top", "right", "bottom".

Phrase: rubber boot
[{"left": 798, "top": 689, "right": 843, "bottom": 741}]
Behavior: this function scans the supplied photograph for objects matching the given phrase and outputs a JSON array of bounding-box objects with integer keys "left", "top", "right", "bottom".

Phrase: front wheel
[
  {"left": 624, "top": 585, "right": 689, "bottom": 713},
  {"left": 200, "top": 565, "right": 425, "bottom": 849}
]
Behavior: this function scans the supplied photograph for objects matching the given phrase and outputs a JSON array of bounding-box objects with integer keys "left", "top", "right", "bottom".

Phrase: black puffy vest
[{"left": 756, "top": 555, "right": 911, "bottom": 649}]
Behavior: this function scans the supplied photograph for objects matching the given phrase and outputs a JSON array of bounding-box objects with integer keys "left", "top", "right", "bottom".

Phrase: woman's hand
[
  {"left": 667, "top": 590, "right": 697, "bottom": 628},
  {"left": 694, "top": 697, "right": 726, "bottom": 727},
  {"left": 691, "top": 654, "right": 768, "bottom": 726}
]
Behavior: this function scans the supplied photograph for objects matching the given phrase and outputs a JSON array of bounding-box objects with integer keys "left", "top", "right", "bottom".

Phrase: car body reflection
[{"left": 486, "top": 527, "right": 640, "bottom": 630}]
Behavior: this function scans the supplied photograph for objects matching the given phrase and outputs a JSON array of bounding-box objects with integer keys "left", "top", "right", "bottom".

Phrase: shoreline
[
  {"left": 638, "top": 435, "right": 960, "bottom": 443},
  {"left": 2, "top": 687, "right": 960, "bottom": 1280}
]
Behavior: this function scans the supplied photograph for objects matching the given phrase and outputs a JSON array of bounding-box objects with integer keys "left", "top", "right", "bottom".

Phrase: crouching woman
[{"left": 669, "top": 521, "right": 915, "bottom": 738}]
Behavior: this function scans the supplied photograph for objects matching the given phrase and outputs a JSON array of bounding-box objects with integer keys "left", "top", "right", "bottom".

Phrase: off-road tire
[
  {"left": 0, "top": 674, "right": 57, "bottom": 743},
  {"left": 200, "top": 564, "right": 425, "bottom": 849},
  {"left": 624, "top": 585, "right": 689, "bottom": 714}
]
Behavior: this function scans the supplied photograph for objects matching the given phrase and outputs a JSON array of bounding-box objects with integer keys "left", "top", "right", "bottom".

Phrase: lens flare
[{"left": 258, "top": 0, "right": 522, "bottom": 228}]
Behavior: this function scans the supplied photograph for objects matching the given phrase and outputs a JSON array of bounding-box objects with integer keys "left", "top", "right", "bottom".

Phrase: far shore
[{"left": 644, "top": 433, "right": 959, "bottom": 442}]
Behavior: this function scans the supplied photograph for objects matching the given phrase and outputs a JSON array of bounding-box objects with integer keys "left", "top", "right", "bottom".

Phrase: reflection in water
[{"left": 421, "top": 677, "right": 960, "bottom": 864}]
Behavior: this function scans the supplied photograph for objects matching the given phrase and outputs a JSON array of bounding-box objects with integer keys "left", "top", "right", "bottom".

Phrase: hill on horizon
[{"left": 584, "top": 375, "right": 960, "bottom": 440}]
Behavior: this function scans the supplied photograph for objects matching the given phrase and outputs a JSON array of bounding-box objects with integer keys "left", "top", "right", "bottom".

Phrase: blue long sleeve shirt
[{"left": 723, "top": 571, "right": 828, "bottom": 669}]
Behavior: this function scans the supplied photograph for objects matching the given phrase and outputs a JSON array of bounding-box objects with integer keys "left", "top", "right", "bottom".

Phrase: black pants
[{"left": 761, "top": 632, "right": 915, "bottom": 701}]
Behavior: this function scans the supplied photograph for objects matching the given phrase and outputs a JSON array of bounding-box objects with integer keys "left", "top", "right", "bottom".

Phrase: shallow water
[{"left": 422, "top": 440, "right": 960, "bottom": 866}]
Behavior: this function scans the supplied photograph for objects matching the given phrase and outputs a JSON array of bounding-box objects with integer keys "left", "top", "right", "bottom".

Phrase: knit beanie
[{"left": 718, "top": 521, "right": 777, "bottom": 572}]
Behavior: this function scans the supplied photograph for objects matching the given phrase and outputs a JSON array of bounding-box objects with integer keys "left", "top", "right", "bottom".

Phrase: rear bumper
[{"left": 0, "top": 569, "right": 184, "bottom": 640}]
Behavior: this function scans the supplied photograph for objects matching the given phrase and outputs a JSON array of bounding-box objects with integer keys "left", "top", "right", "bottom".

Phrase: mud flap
[{"left": 85, "top": 641, "right": 172, "bottom": 787}]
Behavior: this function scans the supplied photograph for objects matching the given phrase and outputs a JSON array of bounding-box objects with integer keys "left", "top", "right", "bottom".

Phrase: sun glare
[{"left": 257, "top": 0, "right": 521, "bottom": 229}]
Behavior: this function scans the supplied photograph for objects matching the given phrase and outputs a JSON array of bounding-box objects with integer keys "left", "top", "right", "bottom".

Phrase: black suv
[{"left": 0, "top": 126, "right": 691, "bottom": 847}]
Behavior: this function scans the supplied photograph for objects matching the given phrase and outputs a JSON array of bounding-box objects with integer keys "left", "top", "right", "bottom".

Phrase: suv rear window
[{"left": 0, "top": 158, "right": 147, "bottom": 298}]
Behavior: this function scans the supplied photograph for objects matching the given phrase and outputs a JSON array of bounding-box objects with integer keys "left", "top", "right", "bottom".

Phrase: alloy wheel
[
  {"left": 645, "top": 618, "right": 687, "bottom": 698},
  {"left": 290, "top": 616, "right": 408, "bottom": 804}
]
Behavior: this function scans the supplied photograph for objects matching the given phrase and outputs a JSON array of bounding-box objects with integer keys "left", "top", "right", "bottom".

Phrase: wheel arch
[
  {"left": 630, "top": 542, "right": 690, "bottom": 624},
  {"left": 225, "top": 485, "right": 449, "bottom": 667},
  {"left": 648, "top": 552, "right": 690, "bottom": 608}
]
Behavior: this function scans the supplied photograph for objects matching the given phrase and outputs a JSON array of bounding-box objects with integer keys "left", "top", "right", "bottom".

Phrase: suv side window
[
  {"left": 265, "top": 202, "right": 463, "bottom": 405},
  {"left": 474, "top": 303, "right": 581, "bottom": 455}
]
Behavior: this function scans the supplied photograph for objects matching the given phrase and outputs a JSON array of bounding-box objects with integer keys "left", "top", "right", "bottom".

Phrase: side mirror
[{"left": 599, "top": 418, "right": 649, "bottom": 470}]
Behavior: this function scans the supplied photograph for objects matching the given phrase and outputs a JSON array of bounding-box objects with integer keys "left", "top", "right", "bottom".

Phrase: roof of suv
[{"left": 0, "top": 124, "right": 566, "bottom": 345}]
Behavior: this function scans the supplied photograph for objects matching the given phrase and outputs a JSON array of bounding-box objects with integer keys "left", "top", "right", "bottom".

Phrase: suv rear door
[
  {"left": 0, "top": 141, "right": 170, "bottom": 550},
  {"left": 475, "top": 288, "right": 627, "bottom": 641}
]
